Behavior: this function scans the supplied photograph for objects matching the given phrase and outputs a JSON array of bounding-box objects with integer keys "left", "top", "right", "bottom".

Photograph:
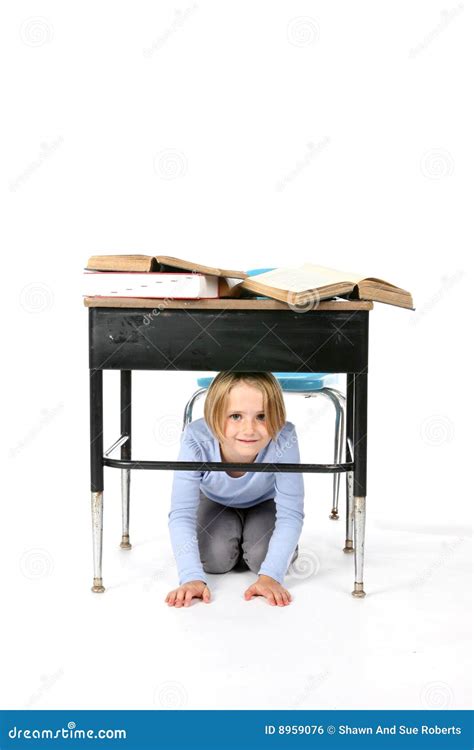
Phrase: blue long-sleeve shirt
[{"left": 168, "top": 418, "right": 305, "bottom": 585}]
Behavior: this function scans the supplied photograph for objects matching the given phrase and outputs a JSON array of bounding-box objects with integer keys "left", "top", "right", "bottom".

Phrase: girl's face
[{"left": 220, "top": 382, "right": 271, "bottom": 460}]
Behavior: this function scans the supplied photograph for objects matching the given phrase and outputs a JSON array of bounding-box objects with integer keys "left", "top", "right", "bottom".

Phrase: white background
[{"left": 1, "top": 0, "right": 472, "bottom": 711}]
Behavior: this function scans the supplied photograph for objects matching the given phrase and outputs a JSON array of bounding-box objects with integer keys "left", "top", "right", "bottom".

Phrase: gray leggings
[{"left": 197, "top": 491, "right": 298, "bottom": 576}]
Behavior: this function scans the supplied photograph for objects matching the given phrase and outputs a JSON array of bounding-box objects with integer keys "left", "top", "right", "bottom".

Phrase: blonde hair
[{"left": 203, "top": 372, "right": 286, "bottom": 443}]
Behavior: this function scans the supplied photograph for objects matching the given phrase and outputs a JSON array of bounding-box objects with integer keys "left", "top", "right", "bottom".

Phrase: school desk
[{"left": 85, "top": 296, "right": 373, "bottom": 597}]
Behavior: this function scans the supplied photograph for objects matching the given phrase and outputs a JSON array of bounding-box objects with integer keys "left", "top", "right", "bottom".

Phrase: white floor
[{"left": 1, "top": 472, "right": 471, "bottom": 711}]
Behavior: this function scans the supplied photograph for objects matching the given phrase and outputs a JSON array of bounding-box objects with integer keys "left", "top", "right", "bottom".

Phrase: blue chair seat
[{"left": 197, "top": 373, "right": 339, "bottom": 391}]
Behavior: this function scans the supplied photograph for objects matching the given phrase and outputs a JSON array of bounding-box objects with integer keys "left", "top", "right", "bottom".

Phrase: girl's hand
[
  {"left": 244, "top": 575, "right": 292, "bottom": 606},
  {"left": 165, "top": 580, "right": 211, "bottom": 608}
]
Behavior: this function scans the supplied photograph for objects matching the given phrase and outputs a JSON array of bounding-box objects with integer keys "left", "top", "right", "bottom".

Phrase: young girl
[{"left": 165, "top": 371, "right": 304, "bottom": 608}]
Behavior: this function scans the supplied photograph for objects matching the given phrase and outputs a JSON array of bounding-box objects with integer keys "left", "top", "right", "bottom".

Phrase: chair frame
[{"left": 182, "top": 384, "right": 347, "bottom": 521}]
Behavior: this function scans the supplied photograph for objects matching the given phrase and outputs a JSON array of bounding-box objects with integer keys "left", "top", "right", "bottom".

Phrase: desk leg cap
[
  {"left": 329, "top": 511, "right": 339, "bottom": 520},
  {"left": 120, "top": 535, "right": 132, "bottom": 550},
  {"left": 352, "top": 582, "right": 366, "bottom": 598},
  {"left": 343, "top": 540, "right": 354, "bottom": 553},
  {"left": 91, "top": 578, "right": 105, "bottom": 593}
]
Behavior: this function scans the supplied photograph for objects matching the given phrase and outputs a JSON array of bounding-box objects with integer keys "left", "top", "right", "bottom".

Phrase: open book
[
  {"left": 86, "top": 254, "right": 246, "bottom": 279},
  {"left": 237, "top": 263, "right": 414, "bottom": 310},
  {"left": 85, "top": 255, "right": 413, "bottom": 309}
]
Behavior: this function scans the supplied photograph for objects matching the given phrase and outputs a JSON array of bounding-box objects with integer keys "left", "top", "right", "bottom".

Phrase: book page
[
  {"left": 83, "top": 272, "right": 218, "bottom": 298},
  {"left": 249, "top": 263, "right": 367, "bottom": 292}
]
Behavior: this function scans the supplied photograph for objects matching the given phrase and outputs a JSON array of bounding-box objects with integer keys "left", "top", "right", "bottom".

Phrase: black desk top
[{"left": 87, "top": 297, "right": 371, "bottom": 372}]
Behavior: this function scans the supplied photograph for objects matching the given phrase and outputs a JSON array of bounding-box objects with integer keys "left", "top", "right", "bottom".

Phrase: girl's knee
[
  {"left": 200, "top": 539, "right": 240, "bottom": 574},
  {"left": 242, "top": 542, "right": 268, "bottom": 573}
]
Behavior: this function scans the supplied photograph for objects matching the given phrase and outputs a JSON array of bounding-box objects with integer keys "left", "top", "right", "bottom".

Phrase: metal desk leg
[
  {"left": 120, "top": 370, "right": 132, "bottom": 550},
  {"left": 90, "top": 368, "right": 105, "bottom": 593},
  {"left": 353, "top": 370, "right": 368, "bottom": 598},
  {"left": 343, "top": 373, "right": 354, "bottom": 553}
]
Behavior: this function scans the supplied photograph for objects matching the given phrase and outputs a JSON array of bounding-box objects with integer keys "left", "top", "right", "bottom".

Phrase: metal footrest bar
[
  {"left": 104, "top": 434, "right": 130, "bottom": 457},
  {"left": 103, "top": 458, "right": 355, "bottom": 473},
  {"left": 346, "top": 436, "right": 354, "bottom": 463}
]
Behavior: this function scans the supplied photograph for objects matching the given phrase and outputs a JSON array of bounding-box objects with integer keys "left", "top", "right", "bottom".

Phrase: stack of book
[{"left": 83, "top": 255, "right": 414, "bottom": 310}]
